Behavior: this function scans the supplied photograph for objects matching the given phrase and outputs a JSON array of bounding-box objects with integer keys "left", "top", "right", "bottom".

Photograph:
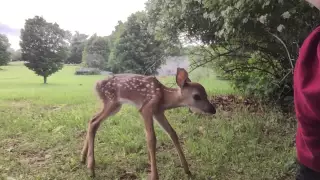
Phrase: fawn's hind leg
[{"left": 81, "top": 101, "right": 121, "bottom": 177}]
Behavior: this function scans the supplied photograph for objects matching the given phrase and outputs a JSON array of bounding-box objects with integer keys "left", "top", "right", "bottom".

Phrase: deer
[{"left": 80, "top": 67, "right": 216, "bottom": 180}]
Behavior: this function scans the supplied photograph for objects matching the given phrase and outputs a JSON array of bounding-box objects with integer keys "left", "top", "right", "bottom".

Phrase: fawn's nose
[
  {"left": 209, "top": 105, "right": 216, "bottom": 114},
  {"left": 207, "top": 102, "right": 216, "bottom": 114}
]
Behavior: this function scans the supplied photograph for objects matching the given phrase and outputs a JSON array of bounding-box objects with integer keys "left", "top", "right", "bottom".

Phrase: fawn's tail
[{"left": 94, "top": 80, "right": 106, "bottom": 101}]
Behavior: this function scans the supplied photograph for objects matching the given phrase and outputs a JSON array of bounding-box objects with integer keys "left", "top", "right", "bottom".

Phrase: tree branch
[
  {"left": 223, "top": 66, "right": 276, "bottom": 77},
  {"left": 267, "top": 31, "right": 294, "bottom": 73},
  {"left": 188, "top": 46, "right": 242, "bottom": 73}
]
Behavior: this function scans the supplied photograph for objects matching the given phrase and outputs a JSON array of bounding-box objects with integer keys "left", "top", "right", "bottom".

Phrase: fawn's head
[{"left": 175, "top": 68, "right": 216, "bottom": 114}]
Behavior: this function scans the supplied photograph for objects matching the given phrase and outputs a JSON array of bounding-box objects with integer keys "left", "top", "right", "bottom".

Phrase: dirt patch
[
  {"left": 0, "top": 100, "right": 71, "bottom": 114},
  {"left": 19, "top": 148, "right": 52, "bottom": 168},
  {"left": 0, "top": 100, "right": 72, "bottom": 113},
  {"left": 1, "top": 139, "right": 21, "bottom": 153},
  {"left": 40, "top": 104, "right": 71, "bottom": 112},
  {"left": 75, "top": 130, "right": 87, "bottom": 139},
  {"left": 188, "top": 95, "right": 269, "bottom": 115},
  {"left": 210, "top": 95, "right": 261, "bottom": 112},
  {"left": 20, "top": 154, "right": 51, "bottom": 167},
  {"left": 119, "top": 171, "right": 138, "bottom": 180},
  {"left": 0, "top": 100, "right": 31, "bottom": 109},
  {"left": 157, "top": 142, "right": 174, "bottom": 152}
]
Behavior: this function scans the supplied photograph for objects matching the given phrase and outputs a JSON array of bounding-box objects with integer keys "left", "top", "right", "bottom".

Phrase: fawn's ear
[{"left": 176, "top": 68, "right": 191, "bottom": 88}]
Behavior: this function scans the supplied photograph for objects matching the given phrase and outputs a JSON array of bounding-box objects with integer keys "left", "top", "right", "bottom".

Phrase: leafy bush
[{"left": 146, "top": 0, "right": 320, "bottom": 104}]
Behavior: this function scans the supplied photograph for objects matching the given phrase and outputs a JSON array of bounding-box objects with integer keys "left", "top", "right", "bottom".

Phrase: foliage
[
  {"left": 82, "top": 34, "right": 110, "bottom": 70},
  {"left": 66, "top": 31, "right": 88, "bottom": 64},
  {"left": 20, "top": 16, "right": 68, "bottom": 83},
  {"left": 79, "top": 12, "right": 170, "bottom": 75},
  {"left": 0, "top": 34, "right": 11, "bottom": 66},
  {"left": 107, "top": 21, "right": 126, "bottom": 72},
  {"left": 146, "top": 0, "right": 320, "bottom": 103},
  {"left": 109, "top": 11, "right": 166, "bottom": 75},
  {"left": 9, "top": 49, "right": 22, "bottom": 62}
]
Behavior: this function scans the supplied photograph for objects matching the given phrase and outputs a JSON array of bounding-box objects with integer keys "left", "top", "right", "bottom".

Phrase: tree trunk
[{"left": 43, "top": 76, "right": 47, "bottom": 84}]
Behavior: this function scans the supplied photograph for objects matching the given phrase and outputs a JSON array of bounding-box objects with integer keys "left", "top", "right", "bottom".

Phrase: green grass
[{"left": 0, "top": 62, "right": 296, "bottom": 180}]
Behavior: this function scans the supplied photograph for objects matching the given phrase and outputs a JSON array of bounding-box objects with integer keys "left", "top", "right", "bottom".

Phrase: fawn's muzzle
[{"left": 208, "top": 104, "right": 216, "bottom": 114}]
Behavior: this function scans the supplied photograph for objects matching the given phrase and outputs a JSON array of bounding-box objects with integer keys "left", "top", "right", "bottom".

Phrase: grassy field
[{"left": 0, "top": 62, "right": 297, "bottom": 180}]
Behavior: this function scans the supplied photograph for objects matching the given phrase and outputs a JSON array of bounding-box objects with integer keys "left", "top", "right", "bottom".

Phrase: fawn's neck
[{"left": 161, "top": 85, "right": 184, "bottom": 110}]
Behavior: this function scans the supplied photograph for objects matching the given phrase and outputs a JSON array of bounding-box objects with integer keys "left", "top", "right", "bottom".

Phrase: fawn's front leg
[
  {"left": 141, "top": 108, "right": 159, "bottom": 180},
  {"left": 154, "top": 112, "right": 191, "bottom": 176}
]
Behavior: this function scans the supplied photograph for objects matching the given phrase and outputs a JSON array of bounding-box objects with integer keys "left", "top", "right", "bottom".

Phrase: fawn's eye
[{"left": 193, "top": 94, "right": 201, "bottom": 101}]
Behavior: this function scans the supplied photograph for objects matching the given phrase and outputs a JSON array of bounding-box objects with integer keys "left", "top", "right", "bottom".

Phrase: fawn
[{"left": 81, "top": 68, "right": 216, "bottom": 179}]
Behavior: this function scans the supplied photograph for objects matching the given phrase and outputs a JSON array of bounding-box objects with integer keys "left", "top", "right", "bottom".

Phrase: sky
[{"left": 0, "top": 0, "right": 147, "bottom": 50}]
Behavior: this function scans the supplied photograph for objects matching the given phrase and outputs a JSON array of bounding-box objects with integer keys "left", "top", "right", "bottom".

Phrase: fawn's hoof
[
  {"left": 146, "top": 163, "right": 151, "bottom": 173},
  {"left": 89, "top": 169, "right": 95, "bottom": 178},
  {"left": 186, "top": 170, "right": 192, "bottom": 176},
  {"left": 80, "top": 158, "right": 86, "bottom": 164},
  {"left": 187, "top": 171, "right": 194, "bottom": 179},
  {"left": 80, "top": 153, "right": 87, "bottom": 164}
]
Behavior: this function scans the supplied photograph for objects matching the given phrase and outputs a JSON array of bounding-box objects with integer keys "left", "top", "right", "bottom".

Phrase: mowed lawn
[{"left": 0, "top": 62, "right": 296, "bottom": 180}]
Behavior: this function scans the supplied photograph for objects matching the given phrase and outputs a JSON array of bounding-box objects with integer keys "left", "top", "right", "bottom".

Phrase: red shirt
[{"left": 294, "top": 25, "right": 320, "bottom": 172}]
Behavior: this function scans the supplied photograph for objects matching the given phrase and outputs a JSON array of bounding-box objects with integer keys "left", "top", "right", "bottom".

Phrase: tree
[
  {"left": 10, "top": 49, "right": 22, "bottom": 61},
  {"left": 146, "top": 0, "right": 320, "bottom": 103},
  {"left": 0, "top": 34, "right": 11, "bottom": 66},
  {"left": 107, "top": 21, "right": 126, "bottom": 72},
  {"left": 110, "top": 11, "right": 166, "bottom": 75},
  {"left": 66, "top": 31, "right": 88, "bottom": 64},
  {"left": 82, "top": 34, "right": 110, "bottom": 70},
  {"left": 20, "top": 16, "right": 68, "bottom": 84}
]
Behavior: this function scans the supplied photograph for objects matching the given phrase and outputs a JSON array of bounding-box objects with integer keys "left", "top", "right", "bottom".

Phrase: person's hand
[{"left": 305, "top": 0, "right": 320, "bottom": 9}]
